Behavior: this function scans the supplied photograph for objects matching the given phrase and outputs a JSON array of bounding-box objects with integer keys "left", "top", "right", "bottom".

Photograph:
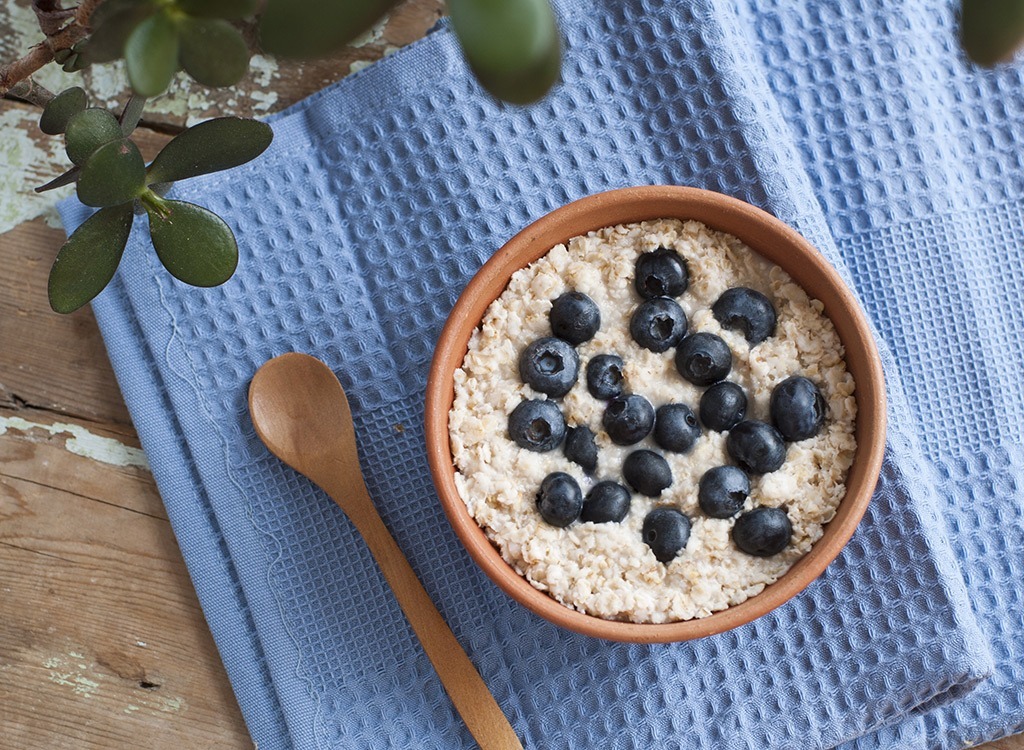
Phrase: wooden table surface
[{"left": 0, "top": 2, "right": 1018, "bottom": 748}]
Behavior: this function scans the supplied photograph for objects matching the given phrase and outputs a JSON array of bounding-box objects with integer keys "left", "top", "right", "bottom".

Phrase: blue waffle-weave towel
[{"left": 59, "top": 0, "right": 1024, "bottom": 747}]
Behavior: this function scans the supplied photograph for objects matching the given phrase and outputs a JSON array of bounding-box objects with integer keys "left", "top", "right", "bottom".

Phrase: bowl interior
[{"left": 425, "top": 186, "right": 886, "bottom": 643}]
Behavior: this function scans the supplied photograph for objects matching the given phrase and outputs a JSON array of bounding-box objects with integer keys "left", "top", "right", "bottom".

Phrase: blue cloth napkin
[{"left": 59, "top": 0, "right": 1024, "bottom": 746}]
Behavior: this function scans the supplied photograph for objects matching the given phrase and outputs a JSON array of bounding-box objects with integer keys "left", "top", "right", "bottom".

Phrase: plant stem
[
  {"left": 0, "top": 5, "right": 96, "bottom": 97},
  {"left": 139, "top": 189, "right": 171, "bottom": 219},
  {"left": 6, "top": 78, "right": 56, "bottom": 107},
  {"left": 75, "top": 0, "right": 104, "bottom": 28}
]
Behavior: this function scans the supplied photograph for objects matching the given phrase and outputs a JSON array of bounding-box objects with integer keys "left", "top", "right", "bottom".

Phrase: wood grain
[
  {"left": 0, "top": 0, "right": 1020, "bottom": 747},
  {"left": 0, "top": 412, "right": 249, "bottom": 749}
]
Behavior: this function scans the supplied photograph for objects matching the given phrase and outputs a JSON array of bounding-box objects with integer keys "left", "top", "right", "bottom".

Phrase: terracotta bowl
[{"left": 425, "top": 186, "right": 886, "bottom": 643}]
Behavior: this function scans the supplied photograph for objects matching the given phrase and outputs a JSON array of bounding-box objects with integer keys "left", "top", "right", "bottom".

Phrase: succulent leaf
[
  {"left": 40, "top": 87, "right": 88, "bottom": 135},
  {"left": 64, "top": 107, "right": 123, "bottom": 165},
  {"left": 147, "top": 117, "right": 273, "bottom": 184},
  {"left": 125, "top": 11, "right": 180, "bottom": 97},
  {"left": 259, "top": 0, "right": 400, "bottom": 58},
  {"left": 175, "top": 0, "right": 259, "bottom": 19},
  {"left": 961, "top": 0, "right": 1024, "bottom": 65},
  {"left": 77, "top": 139, "right": 147, "bottom": 207},
  {"left": 48, "top": 203, "right": 135, "bottom": 314},
  {"left": 81, "top": 0, "right": 158, "bottom": 64},
  {"left": 179, "top": 18, "right": 250, "bottom": 87},
  {"left": 145, "top": 199, "right": 239, "bottom": 286},
  {"left": 448, "top": 0, "right": 561, "bottom": 104}
]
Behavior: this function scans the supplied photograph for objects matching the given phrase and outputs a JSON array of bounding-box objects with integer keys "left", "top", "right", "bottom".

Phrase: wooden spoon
[{"left": 248, "top": 352, "right": 523, "bottom": 750}]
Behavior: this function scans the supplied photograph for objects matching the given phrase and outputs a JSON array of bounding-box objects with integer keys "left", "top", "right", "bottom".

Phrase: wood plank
[
  {"left": 1, "top": 0, "right": 446, "bottom": 129},
  {"left": 0, "top": 428, "right": 249, "bottom": 749},
  {"left": 0, "top": 217, "right": 134, "bottom": 426},
  {"left": 1, "top": 0, "right": 1022, "bottom": 746}
]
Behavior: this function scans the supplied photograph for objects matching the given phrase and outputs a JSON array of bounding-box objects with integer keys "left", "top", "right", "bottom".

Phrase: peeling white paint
[
  {"left": 124, "top": 704, "right": 140, "bottom": 715},
  {"left": 0, "top": 416, "right": 149, "bottom": 469},
  {"left": 247, "top": 55, "right": 280, "bottom": 88},
  {"left": 43, "top": 654, "right": 100, "bottom": 697},
  {"left": 349, "top": 59, "right": 374, "bottom": 75},
  {"left": 0, "top": 107, "right": 74, "bottom": 235},
  {"left": 351, "top": 16, "right": 389, "bottom": 48},
  {"left": 156, "top": 695, "right": 186, "bottom": 713},
  {"left": 249, "top": 89, "right": 279, "bottom": 113}
]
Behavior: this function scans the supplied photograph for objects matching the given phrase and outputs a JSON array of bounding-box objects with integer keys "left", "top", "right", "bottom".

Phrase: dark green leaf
[
  {"left": 961, "top": 0, "right": 1024, "bottom": 65},
  {"left": 80, "top": 0, "right": 157, "bottom": 64},
  {"left": 147, "top": 117, "right": 272, "bottom": 184},
  {"left": 448, "top": 0, "right": 561, "bottom": 104},
  {"left": 119, "top": 94, "right": 148, "bottom": 135},
  {"left": 179, "top": 18, "right": 250, "bottom": 87},
  {"left": 36, "top": 166, "right": 81, "bottom": 193},
  {"left": 259, "top": 0, "right": 399, "bottom": 58},
  {"left": 39, "top": 87, "right": 88, "bottom": 135},
  {"left": 145, "top": 199, "right": 238, "bottom": 286},
  {"left": 77, "top": 139, "right": 146, "bottom": 207},
  {"left": 175, "top": 0, "right": 259, "bottom": 19},
  {"left": 64, "top": 107, "right": 123, "bottom": 165},
  {"left": 48, "top": 203, "right": 134, "bottom": 314},
  {"left": 61, "top": 53, "right": 86, "bottom": 72},
  {"left": 124, "top": 11, "right": 179, "bottom": 97}
]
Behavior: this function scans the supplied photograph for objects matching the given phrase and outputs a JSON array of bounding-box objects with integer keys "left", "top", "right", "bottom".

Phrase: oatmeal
[{"left": 449, "top": 219, "right": 857, "bottom": 624}]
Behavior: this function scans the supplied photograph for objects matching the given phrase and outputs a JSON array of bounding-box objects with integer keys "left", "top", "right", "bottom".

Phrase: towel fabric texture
[{"left": 59, "top": 0, "right": 1024, "bottom": 747}]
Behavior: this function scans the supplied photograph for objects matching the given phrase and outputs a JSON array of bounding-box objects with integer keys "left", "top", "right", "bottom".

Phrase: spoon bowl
[{"left": 249, "top": 352, "right": 359, "bottom": 497}]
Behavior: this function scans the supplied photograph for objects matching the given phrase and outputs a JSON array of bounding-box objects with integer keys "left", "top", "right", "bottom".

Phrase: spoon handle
[{"left": 323, "top": 472, "right": 524, "bottom": 750}]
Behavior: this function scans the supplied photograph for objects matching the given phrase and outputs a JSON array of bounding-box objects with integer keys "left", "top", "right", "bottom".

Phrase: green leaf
[
  {"left": 179, "top": 18, "right": 250, "bottom": 87},
  {"left": 145, "top": 199, "right": 238, "bottom": 286},
  {"left": 39, "top": 87, "right": 88, "bottom": 135},
  {"left": 119, "top": 94, "right": 148, "bottom": 135},
  {"left": 77, "top": 139, "right": 146, "bottom": 207},
  {"left": 81, "top": 0, "right": 157, "bottom": 64},
  {"left": 448, "top": 0, "right": 561, "bottom": 104},
  {"left": 48, "top": 203, "right": 134, "bottom": 314},
  {"left": 64, "top": 108, "right": 123, "bottom": 165},
  {"left": 124, "top": 11, "right": 179, "bottom": 97},
  {"left": 36, "top": 166, "right": 81, "bottom": 193},
  {"left": 259, "top": 0, "right": 399, "bottom": 58},
  {"left": 175, "top": 0, "right": 259, "bottom": 19},
  {"left": 147, "top": 117, "right": 272, "bottom": 184},
  {"left": 961, "top": 0, "right": 1024, "bottom": 65}
]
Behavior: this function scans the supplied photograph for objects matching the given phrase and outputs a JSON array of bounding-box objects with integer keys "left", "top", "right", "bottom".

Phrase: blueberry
[
  {"left": 586, "top": 354, "right": 625, "bottom": 400},
  {"left": 642, "top": 507, "right": 691, "bottom": 563},
  {"left": 508, "top": 399, "right": 566, "bottom": 452},
  {"left": 712, "top": 287, "right": 777, "bottom": 345},
  {"left": 564, "top": 425, "right": 598, "bottom": 474},
  {"left": 519, "top": 337, "right": 580, "bottom": 398},
  {"left": 629, "top": 297, "right": 687, "bottom": 352},
  {"left": 726, "top": 420, "right": 787, "bottom": 474},
  {"left": 699, "top": 381, "right": 747, "bottom": 432},
  {"left": 581, "top": 481, "right": 631, "bottom": 523},
  {"left": 653, "top": 403, "right": 701, "bottom": 453},
  {"left": 623, "top": 449, "right": 673, "bottom": 496},
  {"left": 770, "top": 376, "right": 827, "bottom": 442},
  {"left": 536, "top": 472, "right": 584, "bottom": 527},
  {"left": 732, "top": 507, "right": 792, "bottom": 557},
  {"left": 549, "top": 291, "right": 601, "bottom": 345},
  {"left": 602, "top": 394, "right": 655, "bottom": 445},
  {"left": 698, "top": 466, "right": 750, "bottom": 518},
  {"left": 635, "top": 247, "right": 689, "bottom": 299},
  {"left": 675, "top": 332, "right": 732, "bottom": 386}
]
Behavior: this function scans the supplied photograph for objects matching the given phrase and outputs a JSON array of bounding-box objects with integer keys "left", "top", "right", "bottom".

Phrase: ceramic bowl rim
[{"left": 424, "top": 185, "right": 886, "bottom": 643}]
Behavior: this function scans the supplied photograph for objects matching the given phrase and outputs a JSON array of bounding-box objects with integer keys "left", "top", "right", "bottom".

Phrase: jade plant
[
  {"left": 0, "top": 0, "right": 562, "bottom": 313},
  {"left": 0, "top": 0, "right": 1018, "bottom": 313}
]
